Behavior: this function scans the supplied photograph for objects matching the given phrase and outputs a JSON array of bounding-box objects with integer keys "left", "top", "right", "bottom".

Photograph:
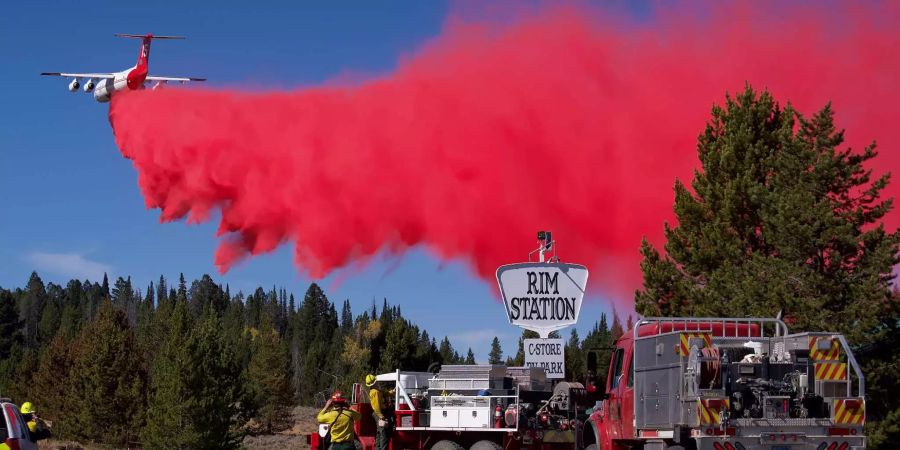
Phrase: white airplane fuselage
[{"left": 91, "top": 67, "right": 141, "bottom": 103}]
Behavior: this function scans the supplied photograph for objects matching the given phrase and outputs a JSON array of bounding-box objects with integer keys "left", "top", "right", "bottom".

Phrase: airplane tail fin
[
  {"left": 114, "top": 34, "right": 187, "bottom": 69},
  {"left": 115, "top": 34, "right": 185, "bottom": 40}
]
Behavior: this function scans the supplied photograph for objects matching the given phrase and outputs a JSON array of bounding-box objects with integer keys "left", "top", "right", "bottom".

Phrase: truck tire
[
  {"left": 432, "top": 440, "right": 464, "bottom": 450},
  {"left": 470, "top": 440, "right": 501, "bottom": 450}
]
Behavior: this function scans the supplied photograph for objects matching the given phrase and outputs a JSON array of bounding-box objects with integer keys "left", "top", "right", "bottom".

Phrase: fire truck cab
[{"left": 586, "top": 317, "right": 867, "bottom": 450}]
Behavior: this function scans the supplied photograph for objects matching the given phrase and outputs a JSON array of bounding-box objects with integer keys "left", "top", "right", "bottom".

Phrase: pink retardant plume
[{"left": 109, "top": 3, "right": 900, "bottom": 304}]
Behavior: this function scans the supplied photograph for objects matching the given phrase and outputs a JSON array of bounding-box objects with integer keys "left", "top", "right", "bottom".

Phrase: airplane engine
[
  {"left": 68, "top": 79, "right": 80, "bottom": 92},
  {"left": 83, "top": 79, "right": 95, "bottom": 92}
]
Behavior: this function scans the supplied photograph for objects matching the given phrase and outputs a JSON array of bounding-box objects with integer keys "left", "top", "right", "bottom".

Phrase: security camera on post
[{"left": 496, "top": 232, "right": 588, "bottom": 379}]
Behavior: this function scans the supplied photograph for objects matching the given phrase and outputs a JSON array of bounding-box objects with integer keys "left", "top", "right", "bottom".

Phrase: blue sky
[{"left": 0, "top": 1, "right": 648, "bottom": 361}]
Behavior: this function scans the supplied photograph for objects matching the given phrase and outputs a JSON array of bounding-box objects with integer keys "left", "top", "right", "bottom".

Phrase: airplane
[{"left": 41, "top": 33, "right": 206, "bottom": 103}]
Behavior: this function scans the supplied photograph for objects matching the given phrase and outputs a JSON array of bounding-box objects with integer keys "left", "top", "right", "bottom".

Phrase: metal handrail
[{"left": 634, "top": 316, "right": 790, "bottom": 341}]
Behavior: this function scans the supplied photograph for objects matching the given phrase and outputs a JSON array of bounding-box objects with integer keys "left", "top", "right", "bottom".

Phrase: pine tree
[
  {"left": 144, "top": 282, "right": 155, "bottom": 309},
  {"left": 111, "top": 276, "right": 134, "bottom": 307},
  {"left": 189, "top": 274, "right": 228, "bottom": 317},
  {"left": 465, "top": 348, "right": 476, "bottom": 364},
  {"left": 582, "top": 313, "right": 613, "bottom": 380},
  {"left": 609, "top": 309, "right": 624, "bottom": 342},
  {"left": 511, "top": 330, "right": 540, "bottom": 366},
  {"left": 488, "top": 337, "right": 503, "bottom": 364},
  {"left": 0, "top": 290, "right": 22, "bottom": 360},
  {"left": 22, "top": 271, "right": 47, "bottom": 348},
  {"left": 637, "top": 86, "right": 898, "bottom": 334},
  {"left": 142, "top": 300, "right": 194, "bottom": 449},
  {"left": 293, "top": 283, "right": 337, "bottom": 403},
  {"left": 340, "top": 299, "right": 353, "bottom": 334},
  {"left": 177, "top": 273, "right": 188, "bottom": 303},
  {"left": 9, "top": 348, "right": 38, "bottom": 401},
  {"left": 32, "top": 334, "right": 72, "bottom": 436},
  {"left": 136, "top": 283, "right": 157, "bottom": 364},
  {"left": 143, "top": 305, "right": 244, "bottom": 449},
  {"left": 439, "top": 337, "right": 457, "bottom": 364},
  {"left": 247, "top": 318, "right": 293, "bottom": 433},
  {"left": 37, "top": 298, "right": 61, "bottom": 345},
  {"left": 379, "top": 318, "right": 418, "bottom": 372},
  {"left": 157, "top": 275, "right": 168, "bottom": 306},
  {"left": 190, "top": 309, "right": 245, "bottom": 448},
  {"left": 565, "top": 329, "right": 586, "bottom": 381},
  {"left": 101, "top": 273, "right": 110, "bottom": 298},
  {"left": 636, "top": 86, "right": 900, "bottom": 448},
  {"left": 58, "top": 303, "right": 81, "bottom": 340},
  {"left": 66, "top": 300, "right": 146, "bottom": 446}
]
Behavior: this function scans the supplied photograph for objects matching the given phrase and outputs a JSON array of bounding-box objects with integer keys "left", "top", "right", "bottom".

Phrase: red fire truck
[{"left": 309, "top": 316, "right": 867, "bottom": 450}]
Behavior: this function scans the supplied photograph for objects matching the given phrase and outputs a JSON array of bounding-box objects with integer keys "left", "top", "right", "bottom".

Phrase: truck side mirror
[{"left": 587, "top": 351, "right": 597, "bottom": 373}]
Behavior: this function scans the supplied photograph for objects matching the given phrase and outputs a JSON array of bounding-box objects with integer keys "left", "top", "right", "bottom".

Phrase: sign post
[{"left": 496, "top": 232, "right": 589, "bottom": 379}]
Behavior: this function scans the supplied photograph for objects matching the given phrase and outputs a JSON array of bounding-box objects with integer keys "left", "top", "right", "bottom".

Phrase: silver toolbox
[{"left": 432, "top": 365, "right": 508, "bottom": 390}]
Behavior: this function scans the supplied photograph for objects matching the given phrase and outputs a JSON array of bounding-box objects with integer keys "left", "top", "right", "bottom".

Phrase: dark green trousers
[
  {"left": 332, "top": 441, "right": 356, "bottom": 450},
  {"left": 373, "top": 413, "right": 389, "bottom": 450}
]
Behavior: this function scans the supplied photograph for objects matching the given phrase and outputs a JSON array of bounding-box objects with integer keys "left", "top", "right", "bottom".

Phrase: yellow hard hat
[
  {"left": 365, "top": 374, "right": 377, "bottom": 387},
  {"left": 20, "top": 402, "right": 34, "bottom": 415}
]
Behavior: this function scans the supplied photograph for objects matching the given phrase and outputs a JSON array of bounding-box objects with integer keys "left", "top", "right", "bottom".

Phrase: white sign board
[
  {"left": 496, "top": 262, "right": 588, "bottom": 338},
  {"left": 524, "top": 338, "right": 566, "bottom": 379}
]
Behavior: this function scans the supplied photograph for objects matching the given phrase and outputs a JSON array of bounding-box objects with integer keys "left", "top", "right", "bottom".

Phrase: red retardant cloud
[{"left": 109, "top": 2, "right": 900, "bottom": 303}]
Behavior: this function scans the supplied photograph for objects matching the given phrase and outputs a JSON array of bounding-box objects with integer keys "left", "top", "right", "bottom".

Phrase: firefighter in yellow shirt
[
  {"left": 366, "top": 374, "right": 393, "bottom": 450},
  {"left": 20, "top": 402, "right": 51, "bottom": 441},
  {"left": 317, "top": 391, "right": 361, "bottom": 450}
]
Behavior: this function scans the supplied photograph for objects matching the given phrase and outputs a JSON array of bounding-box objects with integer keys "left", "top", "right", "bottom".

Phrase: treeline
[{"left": 0, "top": 272, "right": 490, "bottom": 448}]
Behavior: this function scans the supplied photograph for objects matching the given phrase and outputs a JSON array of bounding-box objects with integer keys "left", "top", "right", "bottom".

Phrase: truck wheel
[
  {"left": 432, "top": 440, "right": 464, "bottom": 450},
  {"left": 583, "top": 444, "right": 598, "bottom": 450},
  {"left": 470, "top": 440, "right": 501, "bottom": 450}
]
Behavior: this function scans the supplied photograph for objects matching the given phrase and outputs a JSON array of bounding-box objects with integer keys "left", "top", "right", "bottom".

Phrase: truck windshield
[{"left": 609, "top": 348, "right": 625, "bottom": 389}]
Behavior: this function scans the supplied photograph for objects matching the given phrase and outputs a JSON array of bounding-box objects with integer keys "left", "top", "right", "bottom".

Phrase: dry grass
[
  {"left": 243, "top": 406, "right": 319, "bottom": 450},
  {"left": 35, "top": 406, "right": 321, "bottom": 450}
]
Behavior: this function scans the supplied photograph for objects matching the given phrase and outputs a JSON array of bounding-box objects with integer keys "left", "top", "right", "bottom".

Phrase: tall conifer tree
[
  {"left": 488, "top": 337, "right": 503, "bottom": 364},
  {"left": 67, "top": 301, "right": 145, "bottom": 446}
]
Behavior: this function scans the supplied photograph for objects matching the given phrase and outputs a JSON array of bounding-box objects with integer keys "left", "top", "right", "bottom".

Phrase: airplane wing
[
  {"left": 146, "top": 75, "right": 206, "bottom": 82},
  {"left": 41, "top": 72, "right": 115, "bottom": 79}
]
